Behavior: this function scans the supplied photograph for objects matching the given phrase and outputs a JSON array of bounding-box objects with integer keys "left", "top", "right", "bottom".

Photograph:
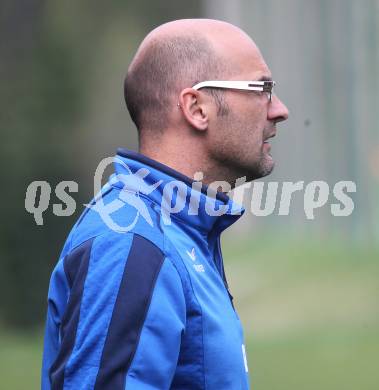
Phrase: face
[{"left": 205, "top": 38, "right": 289, "bottom": 184}]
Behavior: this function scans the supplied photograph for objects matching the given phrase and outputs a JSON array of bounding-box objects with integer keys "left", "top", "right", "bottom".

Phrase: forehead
[
  {"left": 211, "top": 31, "right": 271, "bottom": 80},
  {"left": 233, "top": 44, "right": 271, "bottom": 79},
  {"left": 242, "top": 58, "right": 271, "bottom": 80}
]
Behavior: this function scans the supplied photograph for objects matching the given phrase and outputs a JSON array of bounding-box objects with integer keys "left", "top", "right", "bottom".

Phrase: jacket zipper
[{"left": 216, "top": 235, "right": 235, "bottom": 311}]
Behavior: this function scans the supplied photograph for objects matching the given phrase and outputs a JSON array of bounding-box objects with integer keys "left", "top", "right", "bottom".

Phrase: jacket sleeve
[
  {"left": 41, "top": 232, "right": 186, "bottom": 390},
  {"left": 41, "top": 258, "right": 70, "bottom": 390}
]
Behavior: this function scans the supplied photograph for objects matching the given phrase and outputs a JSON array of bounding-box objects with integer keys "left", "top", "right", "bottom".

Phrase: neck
[
  {"left": 139, "top": 138, "right": 236, "bottom": 189},
  {"left": 139, "top": 143, "right": 205, "bottom": 182}
]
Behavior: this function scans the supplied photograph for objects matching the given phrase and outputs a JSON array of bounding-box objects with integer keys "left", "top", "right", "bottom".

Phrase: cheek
[
  {"left": 238, "top": 102, "right": 267, "bottom": 130},
  {"left": 208, "top": 105, "right": 265, "bottom": 156},
  {"left": 248, "top": 122, "right": 264, "bottom": 147}
]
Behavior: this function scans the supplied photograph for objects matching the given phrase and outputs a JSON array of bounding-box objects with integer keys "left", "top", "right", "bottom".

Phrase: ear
[{"left": 178, "top": 88, "right": 209, "bottom": 131}]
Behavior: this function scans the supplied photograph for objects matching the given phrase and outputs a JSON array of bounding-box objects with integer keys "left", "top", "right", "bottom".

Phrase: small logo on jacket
[
  {"left": 186, "top": 248, "right": 206, "bottom": 273},
  {"left": 186, "top": 247, "right": 196, "bottom": 261},
  {"left": 193, "top": 264, "right": 205, "bottom": 273}
]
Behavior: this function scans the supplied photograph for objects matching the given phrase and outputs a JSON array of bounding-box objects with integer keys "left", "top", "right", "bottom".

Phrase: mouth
[
  {"left": 263, "top": 132, "right": 276, "bottom": 144},
  {"left": 262, "top": 132, "right": 276, "bottom": 156}
]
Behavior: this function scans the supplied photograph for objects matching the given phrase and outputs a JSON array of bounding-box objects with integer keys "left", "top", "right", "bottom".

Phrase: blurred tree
[
  {"left": 0, "top": 0, "right": 84, "bottom": 328},
  {"left": 0, "top": 0, "right": 202, "bottom": 329}
]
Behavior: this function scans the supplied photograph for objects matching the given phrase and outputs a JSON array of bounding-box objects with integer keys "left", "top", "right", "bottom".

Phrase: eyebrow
[{"left": 257, "top": 75, "right": 273, "bottom": 82}]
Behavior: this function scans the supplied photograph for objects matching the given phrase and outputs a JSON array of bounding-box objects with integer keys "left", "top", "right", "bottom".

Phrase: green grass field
[
  {"left": 0, "top": 236, "right": 378, "bottom": 389},
  {"left": 224, "top": 235, "right": 379, "bottom": 389}
]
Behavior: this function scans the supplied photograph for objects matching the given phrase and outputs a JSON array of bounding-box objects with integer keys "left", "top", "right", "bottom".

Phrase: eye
[{"left": 253, "top": 90, "right": 271, "bottom": 101}]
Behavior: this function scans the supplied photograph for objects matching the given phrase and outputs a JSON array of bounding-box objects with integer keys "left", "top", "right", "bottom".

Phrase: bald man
[{"left": 42, "top": 19, "right": 288, "bottom": 390}]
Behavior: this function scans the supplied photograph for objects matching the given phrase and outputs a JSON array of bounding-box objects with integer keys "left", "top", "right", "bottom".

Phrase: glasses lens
[{"left": 262, "top": 81, "right": 274, "bottom": 102}]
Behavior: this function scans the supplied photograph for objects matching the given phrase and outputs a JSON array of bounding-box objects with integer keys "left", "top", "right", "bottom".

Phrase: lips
[{"left": 263, "top": 132, "right": 276, "bottom": 143}]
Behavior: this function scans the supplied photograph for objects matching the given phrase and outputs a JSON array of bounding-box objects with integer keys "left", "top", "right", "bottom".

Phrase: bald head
[
  {"left": 124, "top": 19, "right": 257, "bottom": 136},
  {"left": 123, "top": 19, "right": 289, "bottom": 185}
]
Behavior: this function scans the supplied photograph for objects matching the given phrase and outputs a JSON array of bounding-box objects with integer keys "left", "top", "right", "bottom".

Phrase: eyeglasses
[{"left": 192, "top": 80, "right": 276, "bottom": 102}]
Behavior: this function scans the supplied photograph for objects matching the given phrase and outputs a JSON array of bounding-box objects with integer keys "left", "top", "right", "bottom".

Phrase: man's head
[{"left": 124, "top": 19, "right": 289, "bottom": 185}]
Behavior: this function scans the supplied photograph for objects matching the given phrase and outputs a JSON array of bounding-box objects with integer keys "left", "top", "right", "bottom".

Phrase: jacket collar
[{"left": 112, "top": 148, "right": 245, "bottom": 233}]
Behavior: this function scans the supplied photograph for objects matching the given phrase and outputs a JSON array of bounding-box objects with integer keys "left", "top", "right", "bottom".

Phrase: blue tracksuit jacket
[{"left": 41, "top": 148, "right": 249, "bottom": 389}]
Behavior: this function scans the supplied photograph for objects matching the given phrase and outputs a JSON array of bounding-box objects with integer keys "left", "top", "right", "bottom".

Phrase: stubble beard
[
  {"left": 243, "top": 152, "right": 275, "bottom": 182},
  {"left": 211, "top": 110, "right": 276, "bottom": 184}
]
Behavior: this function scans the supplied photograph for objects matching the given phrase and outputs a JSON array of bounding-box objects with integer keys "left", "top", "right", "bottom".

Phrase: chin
[
  {"left": 260, "top": 163, "right": 275, "bottom": 178},
  {"left": 245, "top": 158, "right": 275, "bottom": 181}
]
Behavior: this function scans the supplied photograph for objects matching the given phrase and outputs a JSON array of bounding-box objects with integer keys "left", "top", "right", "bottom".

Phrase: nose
[{"left": 268, "top": 94, "right": 289, "bottom": 123}]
